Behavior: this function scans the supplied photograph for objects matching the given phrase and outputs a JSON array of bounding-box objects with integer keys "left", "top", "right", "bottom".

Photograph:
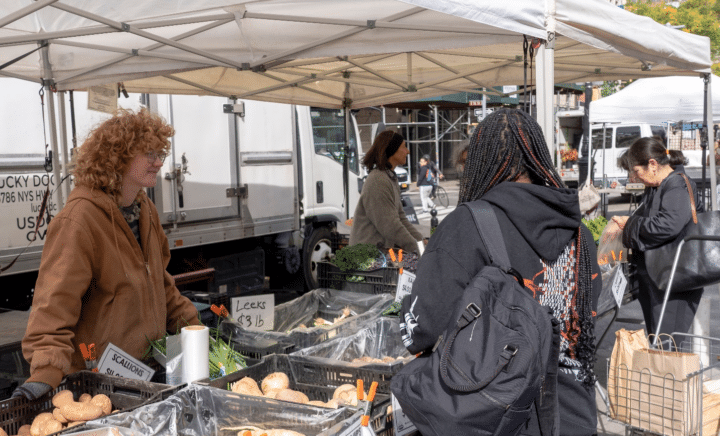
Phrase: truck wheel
[{"left": 302, "top": 226, "right": 333, "bottom": 292}]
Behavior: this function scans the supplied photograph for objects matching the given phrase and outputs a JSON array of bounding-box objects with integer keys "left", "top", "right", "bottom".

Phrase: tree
[{"left": 626, "top": 0, "right": 720, "bottom": 75}]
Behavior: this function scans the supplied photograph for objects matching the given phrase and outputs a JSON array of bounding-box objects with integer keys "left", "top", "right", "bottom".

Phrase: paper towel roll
[{"left": 181, "top": 325, "right": 209, "bottom": 384}]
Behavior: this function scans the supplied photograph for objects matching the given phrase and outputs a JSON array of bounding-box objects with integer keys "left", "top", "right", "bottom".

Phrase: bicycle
[{"left": 430, "top": 176, "right": 449, "bottom": 208}]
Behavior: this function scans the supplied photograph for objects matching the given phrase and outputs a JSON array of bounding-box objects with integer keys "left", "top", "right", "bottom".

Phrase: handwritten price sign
[
  {"left": 230, "top": 294, "right": 275, "bottom": 331},
  {"left": 395, "top": 271, "right": 416, "bottom": 303}
]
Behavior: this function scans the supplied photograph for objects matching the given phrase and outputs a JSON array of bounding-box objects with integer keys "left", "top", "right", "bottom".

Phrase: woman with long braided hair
[{"left": 400, "top": 108, "right": 601, "bottom": 435}]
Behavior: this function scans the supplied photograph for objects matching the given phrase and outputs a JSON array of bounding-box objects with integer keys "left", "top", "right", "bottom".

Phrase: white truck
[{"left": 0, "top": 78, "right": 363, "bottom": 310}]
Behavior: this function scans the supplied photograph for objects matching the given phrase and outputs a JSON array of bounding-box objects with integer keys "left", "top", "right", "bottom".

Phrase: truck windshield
[{"left": 310, "top": 108, "right": 359, "bottom": 174}]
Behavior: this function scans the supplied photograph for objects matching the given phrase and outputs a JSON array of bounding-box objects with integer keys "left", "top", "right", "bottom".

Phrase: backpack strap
[{"left": 461, "top": 200, "right": 511, "bottom": 269}]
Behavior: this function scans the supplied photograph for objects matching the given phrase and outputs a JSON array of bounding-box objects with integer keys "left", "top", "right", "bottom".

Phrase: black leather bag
[{"left": 645, "top": 174, "right": 720, "bottom": 293}]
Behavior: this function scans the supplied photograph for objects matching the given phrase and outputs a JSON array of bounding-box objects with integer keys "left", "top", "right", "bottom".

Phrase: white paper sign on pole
[
  {"left": 230, "top": 294, "right": 275, "bottom": 331},
  {"left": 395, "top": 271, "right": 416, "bottom": 303},
  {"left": 87, "top": 84, "right": 118, "bottom": 114},
  {"left": 391, "top": 394, "right": 418, "bottom": 435},
  {"left": 97, "top": 343, "right": 154, "bottom": 381}
]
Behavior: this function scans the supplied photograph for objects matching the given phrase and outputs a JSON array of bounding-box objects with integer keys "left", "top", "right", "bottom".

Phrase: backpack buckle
[
  {"left": 504, "top": 344, "right": 518, "bottom": 356},
  {"left": 466, "top": 303, "right": 482, "bottom": 318}
]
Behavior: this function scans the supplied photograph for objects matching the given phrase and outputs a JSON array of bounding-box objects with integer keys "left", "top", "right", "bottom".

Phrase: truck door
[{"left": 300, "top": 107, "right": 361, "bottom": 221}]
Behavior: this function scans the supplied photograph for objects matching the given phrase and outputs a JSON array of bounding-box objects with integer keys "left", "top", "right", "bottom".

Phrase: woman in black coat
[{"left": 612, "top": 137, "right": 704, "bottom": 341}]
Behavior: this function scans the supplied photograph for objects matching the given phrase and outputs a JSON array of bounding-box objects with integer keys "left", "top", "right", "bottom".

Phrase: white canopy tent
[
  {"left": 0, "top": 0, "right": 714, "bottom": 207},
  {"left": 591, "top": 75, "right": 720, "bottom": 124}
]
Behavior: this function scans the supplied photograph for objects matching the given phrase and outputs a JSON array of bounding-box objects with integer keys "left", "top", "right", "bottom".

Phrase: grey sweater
[{"left": 350, "top": 168, "right": 423, "bottom": 252}]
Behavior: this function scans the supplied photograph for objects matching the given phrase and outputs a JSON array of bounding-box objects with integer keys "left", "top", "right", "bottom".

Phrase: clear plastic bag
[
  {"left": 290, "top": 317, "right": 412, "bottom": 367},
  {"left": 597, "top": 219, "right": 627, "bottom": 270}
]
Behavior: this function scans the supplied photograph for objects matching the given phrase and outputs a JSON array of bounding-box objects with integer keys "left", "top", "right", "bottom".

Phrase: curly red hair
[{"left": 72, "top": 108, "right": 173, "bottom": 205}]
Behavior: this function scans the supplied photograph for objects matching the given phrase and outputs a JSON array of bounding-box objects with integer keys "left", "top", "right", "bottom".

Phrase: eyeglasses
[{"left": 146, "top": 150, "right": 169, "bottom": 163}]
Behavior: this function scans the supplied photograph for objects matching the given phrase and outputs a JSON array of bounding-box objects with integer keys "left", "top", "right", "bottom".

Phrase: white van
[{"left": 580, "top": 123, "right": 667, "bottom": 184}]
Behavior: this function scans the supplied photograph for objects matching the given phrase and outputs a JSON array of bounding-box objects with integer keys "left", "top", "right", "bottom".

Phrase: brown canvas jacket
[{"left": 22, "top": 185, "right": 199, "bottom": 387}]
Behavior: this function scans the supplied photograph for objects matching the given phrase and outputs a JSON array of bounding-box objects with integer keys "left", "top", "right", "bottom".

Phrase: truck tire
[{"left": 302, "top": 226, "right": 333, "bottom": 292}]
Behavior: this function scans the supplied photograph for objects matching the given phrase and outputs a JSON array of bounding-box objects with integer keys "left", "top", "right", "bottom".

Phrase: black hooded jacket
[{"left": 401, "top": 181, "right": 601, "bottom": 435}]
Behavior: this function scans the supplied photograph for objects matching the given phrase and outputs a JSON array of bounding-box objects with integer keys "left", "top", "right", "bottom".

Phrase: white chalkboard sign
[{"left": 230, "top": 294, "right": 275, "bottom": 331}]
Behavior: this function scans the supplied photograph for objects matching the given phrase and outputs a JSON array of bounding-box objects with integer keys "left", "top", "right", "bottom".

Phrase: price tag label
[
  {"left": 230, "top": 294, "right": 275, "bottom": 331},
  {"left": 97, "top": 343, "right": 154, "bottom": 381},
  {"left": 612, "top": 267, "right": 628, "bottom": 308},
  {"left": 395, "top": 271, "right": 416, "bottom": 303},
  {"left": 391, "top": 394, "right": 418, "bottom": 435}
]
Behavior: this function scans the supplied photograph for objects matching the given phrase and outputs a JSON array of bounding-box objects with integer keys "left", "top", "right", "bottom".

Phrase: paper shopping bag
[
  {"left": 629, "top": 344, "right": 701, "bottom": 436},
  {"left": 607, "top": 329, "right": 649, "bottom": 423}
]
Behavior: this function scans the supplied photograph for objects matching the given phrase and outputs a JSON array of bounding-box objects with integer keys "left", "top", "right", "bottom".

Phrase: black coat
[{"left": 622, "top": 165, "right": 705, "bottom": 337}]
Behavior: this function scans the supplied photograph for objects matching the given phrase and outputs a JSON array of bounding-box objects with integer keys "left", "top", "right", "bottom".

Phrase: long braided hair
[{"left": 461, "top": 108, "right": 596, "bottom": 388}]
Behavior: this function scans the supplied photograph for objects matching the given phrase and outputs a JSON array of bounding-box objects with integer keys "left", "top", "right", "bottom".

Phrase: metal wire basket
[{"left": 607, "top": 333, "right": 720, "bottom": 436}]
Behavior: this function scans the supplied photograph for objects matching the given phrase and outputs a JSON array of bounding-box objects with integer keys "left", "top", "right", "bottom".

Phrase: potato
[
  {"left": 0, "top": 427, "right": 7, "bottom": 436},
  {"left": 273, "top": 389, "right": 309, "bottom": 404},
  {"left": 78, "top": 393, "right": 92, "bottom": 403},
  {"left": 59, "top": 401, "right": 103, "bottom": 422},
  {"left": 333, "top": 384, "right": 362, "bottom": 406},
  {"left": 261, "top": 372, "right": 289, "bottom": 396},
  {"left": 17, "top": 424, "right": 31, "bottom": 436},
  {"left": 41, "top": 419, "right": 62, "bottom": 436}
]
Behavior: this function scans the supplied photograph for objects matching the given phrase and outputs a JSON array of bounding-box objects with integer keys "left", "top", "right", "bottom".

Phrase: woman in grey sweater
[{"left": 350, "top": 131, "right": 424, "bottom": 253}]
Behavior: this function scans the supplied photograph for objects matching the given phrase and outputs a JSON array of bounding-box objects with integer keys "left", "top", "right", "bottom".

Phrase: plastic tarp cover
[
  {"left": 290, "top": 316, "right": 411, "bottom": 367},
  {"left": 81, "top": 383, "right": 357, "bottom": 436},
  {"left": 219, "top": 289, "right": 394, "bottom": 352}
]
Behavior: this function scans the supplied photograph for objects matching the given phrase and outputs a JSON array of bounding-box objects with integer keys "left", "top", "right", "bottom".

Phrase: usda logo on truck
[{"left": 0, "top": 173, "right": 57, "bottom": 246}]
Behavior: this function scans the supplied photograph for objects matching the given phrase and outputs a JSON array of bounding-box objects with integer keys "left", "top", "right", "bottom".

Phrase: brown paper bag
[
  {"left": 629, "top": 339, "right": 701, "bottom": 436},
  {"left": 607, "top": 329, "right": 649, "bottom": 423},
  {"left": 703, "top": 392, "right": 720, "bottom": 436}
]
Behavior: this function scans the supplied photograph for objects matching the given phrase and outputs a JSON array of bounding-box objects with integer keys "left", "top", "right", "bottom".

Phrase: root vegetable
[
  {"left": 263, "top": 430, "right": 305, "bottom": 436},
  {"left": 90, "top": 394, "right": 112, "bottom": 416},
  {"left": 0, "top": 427, "right": 7, "bottom": 436},
  {"left": 273, "top": 389, "right": 309, "bottom": 404},
  {"left": 17, "top": 424, "right": 31, "bottom": 436},
  {"left": 307, "top": 400, "right": 326, "bottom": 407},
  {"left": 52, "top": 408, "right": 67, "bottom": 424},
  {"left": 332, "top": 384, "right": 362, "bottom": 406},
  {"left": 261, "top": 373, "right": 289, "bottom": 396},
  {"left": 30, "top": 413, "right": 54, "bottom": 436},
  {"left": 41, "top": 419, "right": 62, "bottom": 436},
  {"left": 51, "top": 390, "right": 74, "bottom": 409},
  {"left": 67, "top": 421, "right": 85, "bottom": 428},
  {"left": 59, "top": 401, "right": 103, "bottom": 422},
  {"left": 231, "top": 377, "right": 263, "bottom": 397},
  {"left": 78, "top": 393, "right": 92, "bottom": 403}
]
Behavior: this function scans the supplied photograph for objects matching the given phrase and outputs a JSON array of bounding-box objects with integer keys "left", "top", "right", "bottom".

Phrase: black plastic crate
[
  {"left": 197, "top": 354, "right": 393, "bottom": 434},
  {"left": 208, "top": 247, "right": 264, "bottom": 294},
  {"left": 318, "top": 261, "right": 399, "bottom": 294},
  {"left": 219, "top": 289, "right": 393, "bottom": 359},
  {"left": 330, "top": 232, "right": 350, "bottom": 252},
  {"left": 0, "top": 371, "right": 180, "bottom": 435}
]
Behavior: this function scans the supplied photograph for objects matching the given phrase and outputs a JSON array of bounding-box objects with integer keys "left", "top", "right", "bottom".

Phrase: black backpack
[{"left": 391, "top": 200, "right": 561, "bottom": 436}]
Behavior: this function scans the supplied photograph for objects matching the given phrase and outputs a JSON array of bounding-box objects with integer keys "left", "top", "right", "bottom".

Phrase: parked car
[{"left": 395, "top": 166, "right": 410, "bottom": 191}]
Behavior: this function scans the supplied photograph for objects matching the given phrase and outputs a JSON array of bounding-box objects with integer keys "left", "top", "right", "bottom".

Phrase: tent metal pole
[
  {"left": 57, "top": 91, "right": 72, "bottom": 199},
  {"left": 434, "top": 106, "right": 440, "bottom": 173},
  {"left": 0, "top": 0, "right": 58, "bottom": 29},
  {"left": 705, "top": 74, "right": 717, "bottom": 210},
  {"left": 414, "top": 52, "right": 498, "bottom": 91},
  {"left": 343, "top": 103, "right": 351, "bottom": 220},
  {"left": 40, "top": 45, "right": 65, "bottom": 210},
  {"left": 536, "top": 33, "right": 555, "bottom": 155}
]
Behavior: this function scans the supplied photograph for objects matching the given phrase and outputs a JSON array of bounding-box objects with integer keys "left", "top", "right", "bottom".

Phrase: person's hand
[
  {"left": 611, "top": 215, "right": 629, "bottom": 230},
  {"left": 11, "top": 381, "right": 52, "bottom": 400},
  {"left": 439, "top": 173, "right": 444, "bottom": 180}
]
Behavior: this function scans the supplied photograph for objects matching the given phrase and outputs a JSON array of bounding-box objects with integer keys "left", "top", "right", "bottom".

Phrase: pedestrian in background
[
  {"left": 416, "top": 156, "right": 435, "bottom": 213},
  {"left": 350, "top": 130, "right": 425, "bottom": 253}
]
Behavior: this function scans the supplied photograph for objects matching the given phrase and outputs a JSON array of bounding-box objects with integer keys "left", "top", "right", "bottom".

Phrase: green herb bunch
[
  {"left": 582, "top": 215, "right": 608, "bottom": 245},
  {"left": 332, "top": 243, "right": 381, "bottom": 271}
]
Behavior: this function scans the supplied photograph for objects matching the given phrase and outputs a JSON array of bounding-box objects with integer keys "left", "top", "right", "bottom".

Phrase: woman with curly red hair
[{"left": 14, "top": 108, "right": 200, "bottom": 400}]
